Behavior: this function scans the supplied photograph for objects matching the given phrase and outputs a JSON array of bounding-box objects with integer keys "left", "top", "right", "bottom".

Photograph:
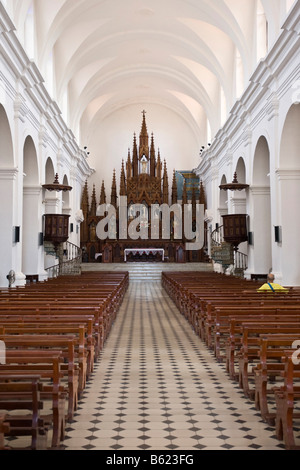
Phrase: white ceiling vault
[{"left": 2, "top": 0, "right": 295, "bottom": 186}]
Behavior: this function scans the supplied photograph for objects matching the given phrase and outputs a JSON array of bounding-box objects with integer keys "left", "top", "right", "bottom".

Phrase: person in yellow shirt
[{"left": 257, "top": 273, "right": 289, "bottom": 292}]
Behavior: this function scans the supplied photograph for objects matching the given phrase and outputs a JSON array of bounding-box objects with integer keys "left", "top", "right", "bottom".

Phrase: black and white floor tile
[{"left": 62, "top": 281, "right": 286, "bottom": 450}]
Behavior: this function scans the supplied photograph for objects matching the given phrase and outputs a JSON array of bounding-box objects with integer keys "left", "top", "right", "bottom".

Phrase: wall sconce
[
  {"left": 38, "top": 232, "right": 44, "bottom": 246},
  {"left": 13, "top": 226, "right": 20, "bottom": 244},
  {"left": 274, "top": 226, "right": 282, "bottom": 243},
  {"left": 248, "top": 232, "right": 254, "bottom": 246}
]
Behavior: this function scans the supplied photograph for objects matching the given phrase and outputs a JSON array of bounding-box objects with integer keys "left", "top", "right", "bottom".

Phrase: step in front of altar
[{"left": 81, "top": 262, "right": 213, "bottom": 282}]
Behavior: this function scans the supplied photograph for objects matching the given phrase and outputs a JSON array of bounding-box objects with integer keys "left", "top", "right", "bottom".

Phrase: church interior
[{"left": 1, "top": 0, "right": 300, "bottom": 452}]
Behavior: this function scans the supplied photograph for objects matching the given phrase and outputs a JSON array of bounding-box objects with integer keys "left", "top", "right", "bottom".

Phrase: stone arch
[
  {"left": 43, "top": 156, "right": 59, "bottom": 215},
  {"left": 231, "top": 157, "right": 247, "bottom": 215},
  {"left": 235, "top": 156, "right": 246, "bottom": 183},
  {"left": 0, "top": 105, "right": 15, "bottom": 287},
  {"left": 279, "top": 104, "right": 300, "bottom": 169},
  {"left": 22, "top": 136, "right": 41, "bottom": 277},
  {"left": 62, "top": 174, "right": 71, "bottom": 214},
  {"left": 278, "top": 103, "right": 300, "bottom": 285},
  {"left": 0, "top": 104, "right": 14, "bottom": 168},
  {"left": 23, "top": 135, "right": 39, "bottom": 184},
  {"left": 218, "top": 174, "right": 228, "bottom": 222},
  {"left": 45, "top": 156, "right": 55, "bottom": 183},
  {"left": 251, "top": 136, "right": 271, "bottom": 274}
]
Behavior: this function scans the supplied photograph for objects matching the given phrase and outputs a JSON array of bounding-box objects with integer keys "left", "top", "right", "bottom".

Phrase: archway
[
  {"left": 231, "top": 157, "right": 247, "bottom": 214},
  {"left": 229, "top": 157, "right": 248, "bottom": 262},
  {"left": 251, "top": 136, "right": 272, "bottom": 275},
  {"left": 62, "top": 174, "right": 71, "bottom": 215},
  {"left": 43, "top": 157, "right": 61, "bottom": 271},
  {"left": 43, "top": 157, "right": 59, "bottom": 214},
  {"left": 278, "top": 104, "right": 300, "bottom": 285},
  {"left": 22, "top": 136, "right": 41, "bottom": 278},
  {"left": 45, "top": 156, "right": 55, "bottom": 183},
  {"left": 0, "top": 105, "right": 16, "bottom": 287},
  {"left": 219, "top": 174, "right": 228, "bottom": 221}
]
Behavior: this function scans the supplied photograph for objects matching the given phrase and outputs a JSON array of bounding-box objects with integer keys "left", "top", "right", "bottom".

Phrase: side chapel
[{"left": 80, "top": 112, "right": 208, "bottom": 263}]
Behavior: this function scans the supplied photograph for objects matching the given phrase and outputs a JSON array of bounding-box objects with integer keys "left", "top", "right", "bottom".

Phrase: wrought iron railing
[{"left": 45, "top": 241, "right": 82, "bottom": 279}]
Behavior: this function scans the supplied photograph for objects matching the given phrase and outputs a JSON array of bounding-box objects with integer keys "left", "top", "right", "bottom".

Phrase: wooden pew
[
  {"left": 0, "top": 274, "right": 128, "bottom": 350},
  {"left": 0, "top": 414, "right": 10, "bottom": 450},
  {"left": 161, "top": 271, "right": 299, "bottom": 345},
  {"left": 237, "top": 323, "right": 300, "bottom": 397},
  {"left": 0, "top": 271, "right": 129, "bottom": 449},
  {"left": 0, "top": 324, "right": 88, "bottom": 395},
  {"left": 0, "top": 351, "right": 66, "bottom": 448},
  {"left": 226, "top": 317, "right": 300, "bottom": 380},
  {"left": 253, "top": 334, "right": 300, "bottom": 424},
  {"left": 274, "top": 350, "right": 300, "bottom": 450},
  {"left": 0, "top": 335, "right": 79, "bottom": 422},
  {"left": 0, "top": 321, "right": 94, "bottom": 379},
  {"left": 0, "top": 374, "right": 47, "bottom": 450},
  {"left": 0, "top": 310, "right": 102, "bottom": 356},
  {"left": 212, "top": 307, "right": 300, "bottom": 360},
  {"left": 207, "top": 305, "right": 300, "bottom": 355},
  {"left": 162, "top": 270, "right": 300, "bottom": 445}
]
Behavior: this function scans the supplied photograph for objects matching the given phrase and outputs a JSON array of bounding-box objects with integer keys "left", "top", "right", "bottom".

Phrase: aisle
[{"left": 63, "top": 281, "right": 283, "bottom": 450}]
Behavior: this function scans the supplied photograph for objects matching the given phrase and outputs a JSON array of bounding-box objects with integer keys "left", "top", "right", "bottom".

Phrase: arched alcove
[
  {"left": 43, "top": 157, "right": 60, "bottom": 215},
  {"left": 22, "top": 136, "right": 41, "bottom": 277},
  {"left": 23, "top": 135, "right": 39, "bottom": 184},
  {"left": 235, "top": 157, "right": 246, "bottom": 183},
  {"left": 62, "top": 174, "right": 71, "bottom": 214},
  {"left": 45, "top": 156, "right": 55, "bottom": 183},
  {"left": 278, "top": 103, "right": 300, "bottom": 285},
  {"left": 231, "top": 157, "right": 247, "bottom": 215},
  {"left": 219, "top": 175, "right": 228, "bottom": 221},
  {"left": 0, "top": 105, "right": 16, "bottom": 287},
  {"left": 0, "top": 104, "right": 14, "bottom": 167},
  {"left": 251, "top": 136, "right": 271, "bottom": 274}
]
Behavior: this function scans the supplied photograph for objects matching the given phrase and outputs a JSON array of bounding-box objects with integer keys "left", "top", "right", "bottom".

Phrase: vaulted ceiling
[{"left": 3, "top": 0, "right": 294, "bottom": 152}]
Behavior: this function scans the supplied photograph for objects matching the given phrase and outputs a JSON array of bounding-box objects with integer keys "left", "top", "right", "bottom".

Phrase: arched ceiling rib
[{"left": 5, "top": 0, "right": 290, "bottom": 148}]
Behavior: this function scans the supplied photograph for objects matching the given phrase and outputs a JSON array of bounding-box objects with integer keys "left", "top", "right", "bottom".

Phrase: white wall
[
  {"left": 195, "top": 1, "right": 300, "bottom": 285},
  {"left": 85, "top": 103, "right": 201, "bottom": 201},
  {"left": 0, "top": 5, "right": 93, "bottom": 287}
]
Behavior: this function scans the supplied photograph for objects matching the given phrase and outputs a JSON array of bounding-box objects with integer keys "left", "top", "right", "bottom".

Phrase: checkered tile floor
[{"left": 62, "top": 281, "right": 285, "bottom": 450}]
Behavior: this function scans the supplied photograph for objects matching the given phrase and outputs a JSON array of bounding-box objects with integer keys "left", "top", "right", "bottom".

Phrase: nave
[{"left": 62, "top": 280, "right": 285, "bottom": 451}]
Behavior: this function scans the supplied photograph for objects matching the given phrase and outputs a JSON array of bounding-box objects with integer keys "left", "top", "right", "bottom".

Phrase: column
[
  {"left": 247, "top": 185, "right": 272, "bottom": 275},
  {"left": 22, "top": 185, "right": 47, "bottom": 281},
  {"left": 0, "top": 168, "right": 25, "bottom": 287},
  {"left": 277, "top": 169, "right": 300, "bottom": 286}
]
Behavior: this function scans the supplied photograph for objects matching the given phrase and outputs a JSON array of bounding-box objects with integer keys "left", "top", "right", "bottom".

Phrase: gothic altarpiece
[{"left": 80, "top": 112, "right": 208, "bottom": 263}]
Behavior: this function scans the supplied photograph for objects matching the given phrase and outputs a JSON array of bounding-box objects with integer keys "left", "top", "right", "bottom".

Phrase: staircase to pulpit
[
  {"left": 211, "top": 218, "right": 248, "bottom": 276},
  {"left": 45, "top": 241, "right": 82, "bottom": 278}
]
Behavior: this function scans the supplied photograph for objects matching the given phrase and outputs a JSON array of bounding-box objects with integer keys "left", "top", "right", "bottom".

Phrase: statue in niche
[
  {"left": 90, "top": 222, "right": 97, "bottom": 242},
  {"left": 141, "top": 156, "right": 148, "bottom": 174}
]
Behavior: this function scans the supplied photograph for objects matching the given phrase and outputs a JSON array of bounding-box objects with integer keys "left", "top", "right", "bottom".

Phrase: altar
[
  {"left": 124, "top": 248, "right": 164, "bottom": 262},
  {"left": 80, "top": 111, "right": 209, "bottom": 265}
]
